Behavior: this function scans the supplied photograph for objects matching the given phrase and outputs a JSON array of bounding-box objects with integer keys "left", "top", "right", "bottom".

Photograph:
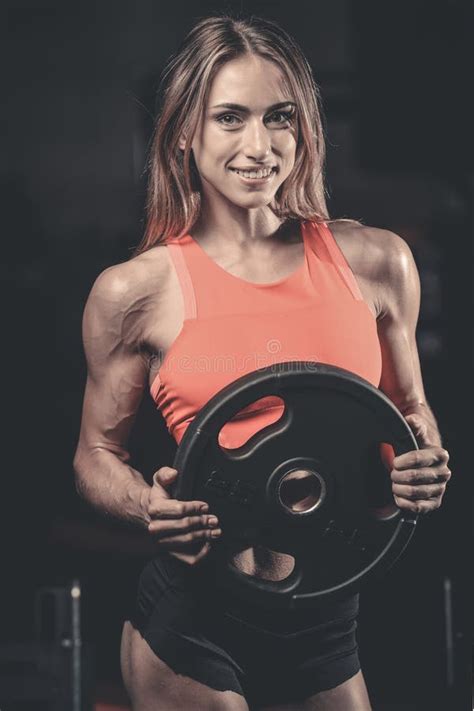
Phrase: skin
[{"left": 74, "top": 54, "right": 451, "bottom": 710}]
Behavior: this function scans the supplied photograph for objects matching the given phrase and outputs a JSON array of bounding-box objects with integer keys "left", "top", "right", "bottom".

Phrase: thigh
[
  {"left": 121, "top": 620, "right": 249, "bottom": 711},
  {"left": 217, "top": 592, "right": 362, "bottom": 708},
  {"left": 258, "top": 671, "right": 371, "bottom": 710}
]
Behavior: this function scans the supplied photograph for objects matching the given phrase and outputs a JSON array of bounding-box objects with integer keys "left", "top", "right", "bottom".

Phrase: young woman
[{"left": 73, "top": 15, "right": 451, "bottom": 711}]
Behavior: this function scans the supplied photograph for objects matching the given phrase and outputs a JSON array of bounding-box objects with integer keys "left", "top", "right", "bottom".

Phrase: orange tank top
[{"left": 150, "top": 220, "right": 382, "bottom": 448}]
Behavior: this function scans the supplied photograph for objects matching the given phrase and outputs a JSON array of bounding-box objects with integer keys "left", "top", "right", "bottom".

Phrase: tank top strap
[
  {"left": 314, "top": 221, "right": 364, "bottom": 301},
  {"left": 166, "top": 242, "right": 197, "bottom": 320}
]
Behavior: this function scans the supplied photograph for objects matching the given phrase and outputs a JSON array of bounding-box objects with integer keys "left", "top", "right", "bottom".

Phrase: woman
[{"left": 73, "top": 15, "right": 451, "bottom": 711}]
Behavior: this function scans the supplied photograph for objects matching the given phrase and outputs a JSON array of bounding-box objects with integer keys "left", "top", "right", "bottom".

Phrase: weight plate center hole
[{"left": 278, "top": 469, "right": 326, "bottom": 514}]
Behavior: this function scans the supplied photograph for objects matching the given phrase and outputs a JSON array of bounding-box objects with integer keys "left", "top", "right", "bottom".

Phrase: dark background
[{"left": 2, "top": 1, "right": 472, "bottom": 709}]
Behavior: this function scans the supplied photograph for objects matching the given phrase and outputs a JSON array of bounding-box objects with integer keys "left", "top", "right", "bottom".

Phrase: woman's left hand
[{"left": 391, "top": 413, "right": 451, "bottom": 514}]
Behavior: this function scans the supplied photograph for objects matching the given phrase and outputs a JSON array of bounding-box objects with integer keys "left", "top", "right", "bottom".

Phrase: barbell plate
[{"left": 173, "top": 362, "right": 418, "bottom": 608}]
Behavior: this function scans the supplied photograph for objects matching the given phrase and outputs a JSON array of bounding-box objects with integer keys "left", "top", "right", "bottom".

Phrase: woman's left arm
[{"left": 376, "top": 231, "right": 451, "bottom": 514}]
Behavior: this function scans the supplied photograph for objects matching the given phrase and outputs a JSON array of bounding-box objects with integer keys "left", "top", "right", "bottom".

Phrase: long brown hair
[{"left": 134, "top": 14, "right": 334, "bottom": 256}]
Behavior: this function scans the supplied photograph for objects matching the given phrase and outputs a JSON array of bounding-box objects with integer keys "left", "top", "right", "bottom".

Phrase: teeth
[{"left": 232, "top": 168, "right": 274, "bottom": 179}]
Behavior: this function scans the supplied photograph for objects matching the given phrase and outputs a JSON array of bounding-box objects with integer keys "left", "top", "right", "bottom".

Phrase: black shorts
[{"left": 129, "top": 553, "right": 361, "bottom": 707}]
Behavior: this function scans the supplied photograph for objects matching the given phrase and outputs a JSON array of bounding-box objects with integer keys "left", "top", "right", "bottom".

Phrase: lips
[
  {"left": 229, "top": 167, "right": 277, "bottom": 174},
  {"left": 229, "top": 167, "right": 277, "bottom": 181},
  {"left": 230, "top": 166, "right": 277, "bottom": 171}
]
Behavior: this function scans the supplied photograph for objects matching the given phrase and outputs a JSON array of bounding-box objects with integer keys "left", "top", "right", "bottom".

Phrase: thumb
[
  {"left": 404, "top": 414, "right": 430, "bottom": 448},
  {"left": 152, "top": 466, "right": 178, "bottom": 489}
]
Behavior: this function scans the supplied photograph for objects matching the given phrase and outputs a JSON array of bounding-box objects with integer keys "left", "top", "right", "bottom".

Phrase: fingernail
[
  {"left": 199, "top": 504, "right": 209, "bottom": 512},
  {"left": 211, "top": 528, "right": 221, "bottom": 537},
  {"left": 208, "top": 517, "right": 218, "bottom": 527}
]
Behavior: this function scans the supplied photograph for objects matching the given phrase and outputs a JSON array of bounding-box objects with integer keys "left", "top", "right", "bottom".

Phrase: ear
[{"left": 178, "top": 133, "right": 187, "bottom": 151}]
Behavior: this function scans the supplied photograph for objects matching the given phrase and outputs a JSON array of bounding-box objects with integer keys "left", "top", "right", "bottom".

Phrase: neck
[{"left": 192, "top": 202, "right": 290, "bottom": 248}]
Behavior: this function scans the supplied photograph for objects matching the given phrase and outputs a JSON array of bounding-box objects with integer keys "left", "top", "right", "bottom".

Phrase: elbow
[
  {"left": 72, "top": 449, "right": 89, "bottom": 500},
  {"left": 74, "top": 473, "right": 87, "bottom": 501}
]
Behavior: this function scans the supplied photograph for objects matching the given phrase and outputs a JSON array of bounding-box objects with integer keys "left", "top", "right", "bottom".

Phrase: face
[{"left": 181, "top": 54, "right": 298, "bottom": 210}]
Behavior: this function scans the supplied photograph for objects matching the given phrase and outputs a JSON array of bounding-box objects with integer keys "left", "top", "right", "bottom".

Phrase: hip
[{"left": 132, "top": 552, "right": 359, "bottom": 640}]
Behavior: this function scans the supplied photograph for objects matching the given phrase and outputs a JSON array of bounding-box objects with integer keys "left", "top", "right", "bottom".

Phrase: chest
[{"left": 143, "top": 243, "right": 379, "bottom": 392}]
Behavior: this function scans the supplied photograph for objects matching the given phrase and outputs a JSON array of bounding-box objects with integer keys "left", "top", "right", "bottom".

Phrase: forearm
[{"left": 73, "top": 447, "right": 151, "bottom": 529}]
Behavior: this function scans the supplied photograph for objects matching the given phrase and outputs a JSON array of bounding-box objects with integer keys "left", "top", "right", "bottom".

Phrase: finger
[
  {"left": 148, "top": 514, "right": 219, "bottom": 535},
  {"left": 152, "top": 467, "right": 178, "bottom": 491},
  {"left": 404, "top": 414, "right": 430, "bottom": 447},
  {"left": 393, "top": 447, "right": 449, "bottom": 470},
  {"left": 393, "top": 496, "right": 443, "bottom": 514},
  {"left": 157, "top": 528, "right": 222, "bottom": 547},
  {"left": 393, "top": 446, "right": 449, "bottom": 470},
  {"left": 391, "top": 465, "right": 451, "bottom": 486},
  {"left": 148, "top": 499, "right": 209, "bottom": 518},
  {"left": 170, "top": 542, "right": 213, "bottom": 566},
  {"left": 191, "top": 541, "right": 214, "bottom": 565},
  {"left": 392, "top": 482, "right": 446, "bottom": 501}
]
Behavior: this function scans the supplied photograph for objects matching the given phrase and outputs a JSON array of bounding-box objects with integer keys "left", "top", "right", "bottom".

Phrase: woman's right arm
[
  {"left": 73, "top": 265, "right": 154, "bottom": 528},
  {"left": 72, "top": 265, "right": 220, "bottom": 563}
]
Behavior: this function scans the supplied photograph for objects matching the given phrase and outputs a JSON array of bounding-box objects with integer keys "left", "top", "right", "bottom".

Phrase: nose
[{"left": 243, "top": 118, "right": 272, "bottom": 161}]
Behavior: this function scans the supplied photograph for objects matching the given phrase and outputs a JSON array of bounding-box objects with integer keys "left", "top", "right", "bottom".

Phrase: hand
[
  {"left": 391, "top": 414, "right": 451, "bottom": 514},
  {"left": 147, "top": 466, "right": 221, "bottom": 565}
]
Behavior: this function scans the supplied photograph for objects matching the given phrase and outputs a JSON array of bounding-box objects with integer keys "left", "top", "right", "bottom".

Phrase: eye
[
  {"left": 215, "top": 114, "right": 241, "bottom": 126},
  {"left": 214, "top": 108, "right": 296, "bottom": 129},
  {"left": 267, "top": 109, "right": 295, "bottom": 126}
]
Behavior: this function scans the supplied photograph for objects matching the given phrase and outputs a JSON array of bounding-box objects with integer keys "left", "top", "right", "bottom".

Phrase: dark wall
[{"left": 2, "top": 2, "right": 471, "bottom": 709}]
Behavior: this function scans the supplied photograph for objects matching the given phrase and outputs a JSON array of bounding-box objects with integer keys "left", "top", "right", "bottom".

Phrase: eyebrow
[{"left": 210, "top": 101, "right": 296, "bottom": 112}]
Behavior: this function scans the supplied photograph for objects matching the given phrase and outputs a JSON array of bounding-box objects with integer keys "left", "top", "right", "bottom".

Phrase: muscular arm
[
  {"left": 73, "top": 264, "right": 153, "bottom": 529},
  {"left": 375, "top": 230, "right": 442, "bottom": 446}
]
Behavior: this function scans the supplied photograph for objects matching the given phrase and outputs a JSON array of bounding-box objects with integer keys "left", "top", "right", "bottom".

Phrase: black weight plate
[{"left": 173, "top": 361, "right": 418, "bottom": 608}]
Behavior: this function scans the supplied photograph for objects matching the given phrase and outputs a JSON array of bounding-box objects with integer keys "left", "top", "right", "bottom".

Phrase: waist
[{"left": 170, "top": 552, "right": 360, "bottom": 635}]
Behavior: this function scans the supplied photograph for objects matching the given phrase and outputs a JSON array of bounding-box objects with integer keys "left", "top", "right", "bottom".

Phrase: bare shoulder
[
  {"left": 89, "top": 245, "right": 171, "bottom": 304},
  {"left": 83, "top": 245, "right": 173, "bottom": 350},
  {"left": 328, "top": 220, "right": 419, "bottom": 318},
  {"left": 329, "top": 220, "right": 413, "bottom": 274}
]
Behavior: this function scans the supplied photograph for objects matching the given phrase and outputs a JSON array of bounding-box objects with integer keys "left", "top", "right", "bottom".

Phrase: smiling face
[{"left": 182, "top": 54, "right": 298, "bottom": 211}]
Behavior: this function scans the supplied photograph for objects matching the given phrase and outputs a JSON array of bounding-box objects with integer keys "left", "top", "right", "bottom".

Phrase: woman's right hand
[{"left": 147, "top": 466, "right": 221, "bottom": 566}]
